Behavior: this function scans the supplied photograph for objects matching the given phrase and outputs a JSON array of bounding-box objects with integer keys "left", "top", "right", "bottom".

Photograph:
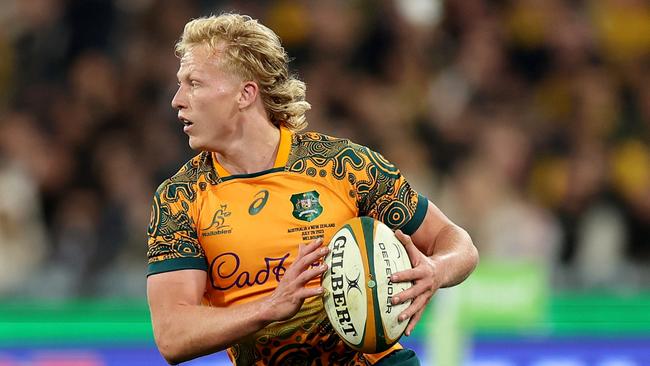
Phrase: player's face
[{"left": 171, "top": 44, "right": 242, "bottom": 151}]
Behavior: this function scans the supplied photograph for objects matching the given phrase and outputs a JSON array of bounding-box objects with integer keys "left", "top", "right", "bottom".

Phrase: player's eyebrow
[{"left": 176, "top": 69, "right": 191, "bottom": 83}]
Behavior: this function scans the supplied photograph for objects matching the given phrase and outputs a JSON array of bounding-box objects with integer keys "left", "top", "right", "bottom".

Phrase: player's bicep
[
  {"left": 147, "top": 269, "right": 207, "bottom": 353},
  {"left": 147, "top": 269, "right": 207, "bottom": 311},
  {"left": 410, "top": 200, "right": 454, "bottom": 256}
]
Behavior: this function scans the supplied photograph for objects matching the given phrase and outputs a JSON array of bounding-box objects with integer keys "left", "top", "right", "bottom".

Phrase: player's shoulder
[
  {"left": 296, "top": 130, "right": 401, "bottom": 179},
  {"left": 154, "top": 152, "right": 218, "bottom": 200},
  {"left": 287, "top": 131, "right": 389, "bottom": 180},
  {"left": 292, "top": 130, "right": 370, "bottom": 155}
]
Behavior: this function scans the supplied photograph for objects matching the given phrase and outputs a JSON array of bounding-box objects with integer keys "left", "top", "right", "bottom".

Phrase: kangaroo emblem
[{"left": 203, "top": 204, "right": 232, "bottom": 231}]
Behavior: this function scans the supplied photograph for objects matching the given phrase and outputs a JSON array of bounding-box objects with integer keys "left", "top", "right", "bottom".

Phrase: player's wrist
[{"left": 256, "top": 296, "right": 279, "bottom": 326}]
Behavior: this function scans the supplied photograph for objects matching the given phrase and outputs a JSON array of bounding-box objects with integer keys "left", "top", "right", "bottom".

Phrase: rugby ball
[{"left": 321, "top": 216, "right": 413, "bottom": 353}]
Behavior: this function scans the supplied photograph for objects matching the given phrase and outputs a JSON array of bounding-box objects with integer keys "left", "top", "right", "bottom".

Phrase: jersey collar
[{"left": 274, "top": 126, "right": 292, "bottom": 169}]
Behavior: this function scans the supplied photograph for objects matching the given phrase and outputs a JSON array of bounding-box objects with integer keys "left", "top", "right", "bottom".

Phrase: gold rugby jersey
[{"left": 147, "top": 127, "right": 427, "bottom": 365}]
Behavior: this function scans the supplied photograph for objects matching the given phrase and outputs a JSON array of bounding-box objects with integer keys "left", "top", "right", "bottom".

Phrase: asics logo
[{"left": 248, "top": 190, "right": 269, "bottom": 215}]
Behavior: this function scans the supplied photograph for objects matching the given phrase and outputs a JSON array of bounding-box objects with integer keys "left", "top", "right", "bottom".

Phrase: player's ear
[{"left": 238, "top": 81, "right": 259, "bottom": 109}]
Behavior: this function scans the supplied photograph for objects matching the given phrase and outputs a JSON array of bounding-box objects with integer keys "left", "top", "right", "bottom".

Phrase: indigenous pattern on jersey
[{"left": 147, "top": 127, "right": 428, "bottom": 366}]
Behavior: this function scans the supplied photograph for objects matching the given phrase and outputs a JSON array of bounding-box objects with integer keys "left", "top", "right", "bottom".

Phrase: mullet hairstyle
[{"left": 175, "top": 13, "right": 311, "bottom": 131}]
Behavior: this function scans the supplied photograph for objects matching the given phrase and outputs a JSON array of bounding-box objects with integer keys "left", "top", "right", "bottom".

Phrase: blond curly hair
[{"left": 175, "top": 13, "right": 310, "bottom": 131}]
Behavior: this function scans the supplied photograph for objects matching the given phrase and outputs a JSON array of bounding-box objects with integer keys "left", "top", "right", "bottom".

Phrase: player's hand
[
  {"left": 390, "top": 230, "right": 440, "bottom": 336},
  {"left": 262, "top": 237, "right": 329, "bottom": 323}
]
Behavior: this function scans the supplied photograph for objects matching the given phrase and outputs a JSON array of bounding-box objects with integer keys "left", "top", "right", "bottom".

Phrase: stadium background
[{"left": 0, "top": 0, "right": 649, "bottom": 365}]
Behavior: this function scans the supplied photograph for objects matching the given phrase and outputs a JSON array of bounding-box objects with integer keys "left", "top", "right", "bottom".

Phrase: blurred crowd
[{"left": 0, "top": 0, "right": 648, "bottom": 298}]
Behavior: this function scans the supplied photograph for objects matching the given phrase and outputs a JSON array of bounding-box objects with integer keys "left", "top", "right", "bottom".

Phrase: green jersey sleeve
[
  {"left": 147, "top": 177, "right": 207, "bottom": 276},
  {"left": 352, "top": 144, "right": 428, "bottom": 236}
]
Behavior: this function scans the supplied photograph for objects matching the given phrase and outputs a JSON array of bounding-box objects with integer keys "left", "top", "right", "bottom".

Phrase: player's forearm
[
  {"left": 153, "top": 299, "right": 272, "bottom": 365},
  {"left": 428, "top": 224, "right": 478, "bottom": 288}
]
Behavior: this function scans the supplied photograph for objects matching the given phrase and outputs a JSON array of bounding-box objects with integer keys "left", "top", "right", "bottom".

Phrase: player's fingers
[
  {"left": 296, "top": 263, "right": 328, "bottom": 284},
  {"left": 304, "top": 237, "right": 325, "bottom": 252},
  {"left": 398, "top": 291, "right": 430, "bottom": 323},
  {"left": 395, "top": 230, "right": 420, "bottom": 266},
  {"left": 390, "top": 267, "right": 421, "bottom": 283},
  {"left": 391, "top": 280, "right": 430, "bottom": 305},
  {"left": 395, "top": 230, "right": 415, "bottom": 248},
  {"left": 294, "top": 286, "right": 325, "bottom": 300},
  {"left": 297, "top": 237, "right": 323, "bottom": 258},
  {"left": 404, "top": 308, "right": 425, "bottom": 336},
  {"left": 298, "top": 245, "right": 329, "bottom": 270},
  {"left": 296, "top": 242, "right": 329, "bottom": 268},
  {"left": 284, "top": 243, "right": 327, "bottom": 281}
]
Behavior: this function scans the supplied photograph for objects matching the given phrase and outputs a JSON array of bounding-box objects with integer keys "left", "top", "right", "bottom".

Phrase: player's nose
[{"left": 171, "top": 87, "right": 187, "bottom": 110}]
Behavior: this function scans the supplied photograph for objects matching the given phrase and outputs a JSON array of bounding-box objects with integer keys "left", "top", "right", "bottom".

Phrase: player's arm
[
  {"left": 391, "top": 200, "right": 478, "bottom": 336},
  {"left": 147, "top": 238, "right": 329, "bottom": 365}
]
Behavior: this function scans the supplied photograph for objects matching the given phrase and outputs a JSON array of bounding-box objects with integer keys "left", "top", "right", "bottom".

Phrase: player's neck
[{"left": 215, "top": 118, "right": 281, "bottom": 175}]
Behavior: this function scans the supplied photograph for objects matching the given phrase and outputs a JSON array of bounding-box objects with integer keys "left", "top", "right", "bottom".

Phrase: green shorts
[{"left": 375, "top": 349, "right": 420, "bottom": 366}]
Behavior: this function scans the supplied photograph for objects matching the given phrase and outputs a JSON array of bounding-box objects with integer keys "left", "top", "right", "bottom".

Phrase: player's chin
[{"left": 187, "top": 137, "right": 205, "bottom": 151}]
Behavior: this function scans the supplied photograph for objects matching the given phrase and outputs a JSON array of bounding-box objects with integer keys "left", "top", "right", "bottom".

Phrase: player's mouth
[{"left": 179, "top": 117, "right": 193, "bottom": 132}]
